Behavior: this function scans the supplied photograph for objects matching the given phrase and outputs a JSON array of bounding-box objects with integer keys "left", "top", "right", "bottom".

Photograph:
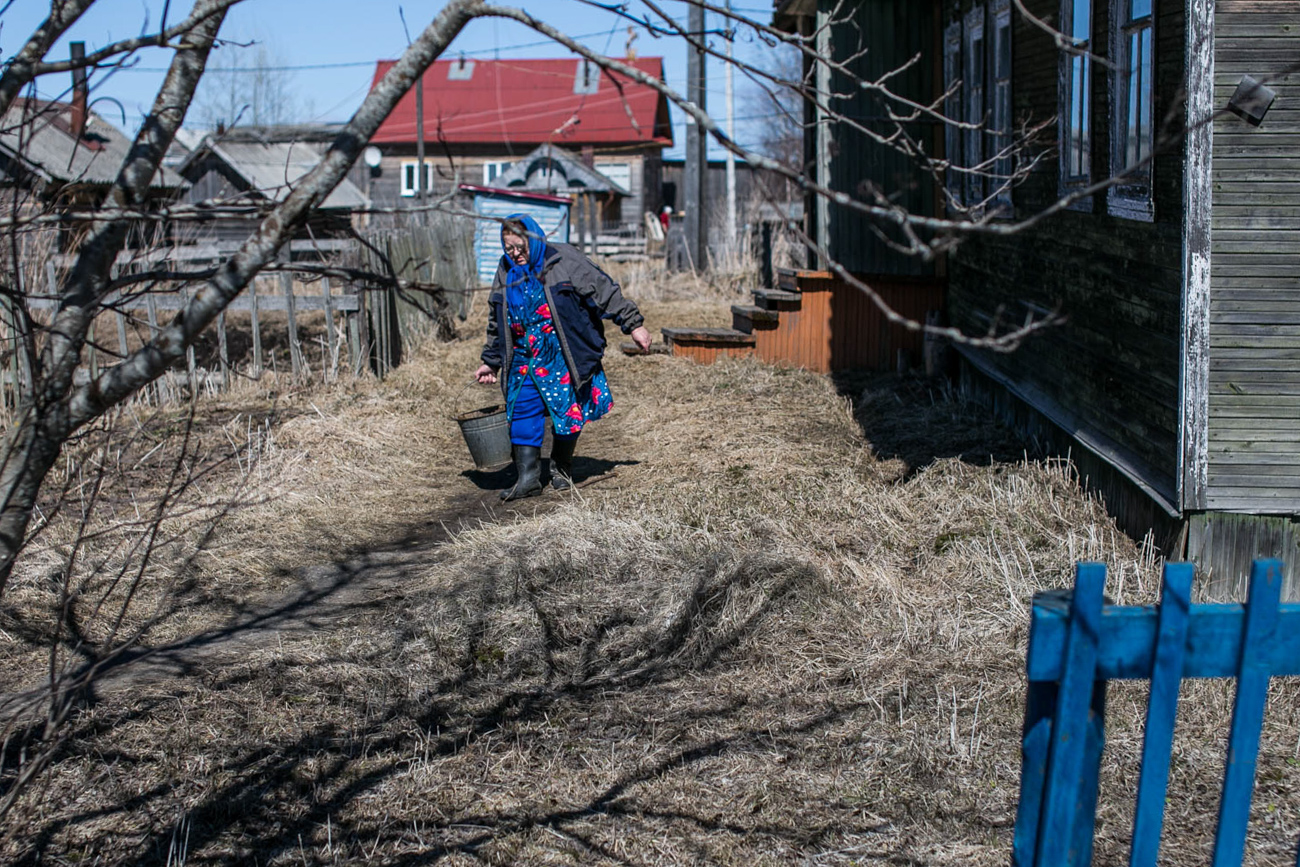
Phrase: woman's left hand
[{"left": 630, "top": 325, "right": 652, "bottom": 353}]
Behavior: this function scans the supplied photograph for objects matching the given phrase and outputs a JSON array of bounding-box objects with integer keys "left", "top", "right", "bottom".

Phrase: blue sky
[{"left": 0, "top": 0, "right": 791, "bottom": 159}]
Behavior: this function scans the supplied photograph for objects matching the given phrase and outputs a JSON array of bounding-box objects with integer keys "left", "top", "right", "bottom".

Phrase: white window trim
[
  {"left": 399, "top": 159, "right": 436, "bottom": 197},
  {"left": 1107, "top": 0, "right": 1156, "bottom": 222},
  {"left": 1058, "top": 0, "right": 1094, "bottom": 210},
  {"left": 482, "top": 160, "right": 513, "bottom": 185}
]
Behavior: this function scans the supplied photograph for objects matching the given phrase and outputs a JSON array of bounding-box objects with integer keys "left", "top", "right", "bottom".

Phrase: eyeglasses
[{"left": 504, "top": 242, "right": 527, "bottom": 256}]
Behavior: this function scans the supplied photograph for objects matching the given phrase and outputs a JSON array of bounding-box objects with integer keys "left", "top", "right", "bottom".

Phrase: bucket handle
[{"left": 452, "top": 379, "right": 505, "bottom": 421}]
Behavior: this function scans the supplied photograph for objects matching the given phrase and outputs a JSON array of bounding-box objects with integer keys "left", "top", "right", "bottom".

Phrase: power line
[{"left": 115, "top": 30, "right": 628, "bottom": 73}]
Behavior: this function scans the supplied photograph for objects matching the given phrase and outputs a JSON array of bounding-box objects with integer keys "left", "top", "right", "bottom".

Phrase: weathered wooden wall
[
  {"left": 1205, "top": 1, "right": 1300, "bottom": 512},
  {"left": 759, "top": 271, "right": 945, "bottom": 373},
  {"left": 825, "top": 0, "right": 940, "bottom": 276},
  {"left": 946, "top": 0, "right": 1187, "bottom": 511}
]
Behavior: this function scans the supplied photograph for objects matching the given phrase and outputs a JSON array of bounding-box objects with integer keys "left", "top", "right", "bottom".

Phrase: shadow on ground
[
  {"left": 461, "top": 456, "right": 641, "bottom": 491},
  {"left": 3, "top": 533, "right": 882, "bottom": 865},
  {"left": 832, "top": 370, "right": 1037, "bottom": 479}
]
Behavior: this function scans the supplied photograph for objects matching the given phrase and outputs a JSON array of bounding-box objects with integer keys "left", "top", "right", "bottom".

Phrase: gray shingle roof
[
  {"left": 180, "top": 137, "right": 369, "bottom": 210},
  {"left": 0, "top": 98, "right": 184, "bottom": 190}
]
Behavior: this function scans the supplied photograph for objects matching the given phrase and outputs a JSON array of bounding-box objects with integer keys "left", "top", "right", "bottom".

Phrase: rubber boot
[
  {"left": 500, "top": 445, "right": 543, "bottom": 501},
  {"left": 550, "top": 436, "right": 578, "bottom": 491}
]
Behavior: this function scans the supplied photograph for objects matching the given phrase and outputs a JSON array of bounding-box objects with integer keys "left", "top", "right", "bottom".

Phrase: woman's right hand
[{"left": 475, "top": 364, "right": 498, "bottom": 385}]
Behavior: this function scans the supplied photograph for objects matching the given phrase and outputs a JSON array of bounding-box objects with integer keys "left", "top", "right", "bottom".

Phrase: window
[
  {"left": 573, "top": 59, "right": 600, "bottom": 94},
  {"left": 944, "top": 5, "right": 1012, "bottom": 215},
  {"left": 943, "top": 21, "right": 963, "bottom": 208},
  {"left": 482, "top": 160, "right": 513, "bottom": 184},
  {"left": 963, "top": 6, "right": 986, "bottom": 207},
  {"left": 597, "top": 162, "right": 631, "bottom": 193},
  {"left": 399, "top": 160, "right": 435, "bottom": 197},
  {"left": 989, "top": 0, "right": 1013, "bottom": 211},
  {"left": 1109, "top": 0, "right": 1155, "bottom": 219},
  {"left": 1059, "top": 0, "right": 1093, "bottom": 202}
]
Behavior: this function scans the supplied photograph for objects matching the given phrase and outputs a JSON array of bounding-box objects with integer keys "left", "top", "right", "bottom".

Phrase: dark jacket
[{"left": 480, "top": 243, "right": 644, "bottom": 395}]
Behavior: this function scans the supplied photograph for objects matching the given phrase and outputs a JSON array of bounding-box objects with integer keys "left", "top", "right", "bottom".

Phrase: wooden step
[
  {"left": 661, "top": 327, "right": 757, "bottom": 347},
  {"left": 730, "top": 304, "right": 780, "bottom": 334},
  {"left": 751, "top": 287, "right": 802, "bottom": 311},
  {"left": 619, "top": 340, "right": 671, "bottom": 356},
  {"left": 661, "top": 326, "right": 757, "bottom": 364}
]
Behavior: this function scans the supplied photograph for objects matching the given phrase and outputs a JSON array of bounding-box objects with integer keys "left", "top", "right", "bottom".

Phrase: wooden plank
[
  {"left": 354, "top": 289, "right": 370, "bottom": 377},
  {"left": 1129, "top": 563, "right": 1194, "bottom": 867},
  {"left": 249, "top": 283, "right": 262, "bottom": 378},
  {"left": 1212, "top": 560, "right": 1284, "bottom": 867},
  {"left": 216, "top": 311, "right": 229, "bottom": 388},
  {"left": 322, "top": 277, "right": 336, "bottom": 381},
  {"left": 181, "top": 284, "right": 196, "bottom": 384},
  {"left": 1027, "top": 599, "right": 1300, "bottom": 682},
  {"left": 282, "top": 272, "right": 302, "bottom": 379},
  {"left": 1036, "top": 563, "right": 1106, "bottom": 867}
]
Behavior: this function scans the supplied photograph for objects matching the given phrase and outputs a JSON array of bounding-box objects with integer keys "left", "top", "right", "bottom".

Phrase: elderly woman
[{"left": 475, "top": 214, "right": 652, "bottom": 500}]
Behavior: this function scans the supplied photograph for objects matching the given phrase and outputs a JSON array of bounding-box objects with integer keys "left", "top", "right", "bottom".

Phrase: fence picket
[
  {"left": 217, "top": 310, "right": 229, "bottom": 388},
  {"left": 322, "top": 277, "right": 336, "bottom": 381},
  {"left": 282, "top": 272, "right": 303, "bottom": 379},
  {"left": 1039, "top": 562, "right": 1106, "bottom": 867},
  {"left": 1129, "top": 562, "right": 1193, "bottom": 867},
  {"left": 249, "top": 282, "right": 262, "bottom": 378},
  {"left": 1017, "top": 559, "right": 1300, "bottom": 867},
  {"left": 1213, "top": 559, "right": 1284, "bottom": 867}
]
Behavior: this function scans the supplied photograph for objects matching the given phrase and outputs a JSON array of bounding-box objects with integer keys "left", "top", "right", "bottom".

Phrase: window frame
[
  {"left": 962, "top": 5, "right": 987, "bottom": 209},
  {"left": 1107, "top": 0, "right": 1156, "bottom": 221},
  {"left": 482, "top": 160, "right": 513, "bottom": 185},
  {"left": 989, "top": 0, "right": 1014, "bottom": 214},
  {"left": 399, "top": 159, "right": 436, "bottom": 197},
  {"left": 1058, "top": 0, "right": 1094, "bottom": 209},
  {"left": 942, "top": 20, "right": 963, "bottom": 209}
]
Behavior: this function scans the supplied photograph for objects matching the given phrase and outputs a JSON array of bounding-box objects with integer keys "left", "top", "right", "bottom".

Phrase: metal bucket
[{"left": 456, "top": 404, "right": 512, "bottom": 469}]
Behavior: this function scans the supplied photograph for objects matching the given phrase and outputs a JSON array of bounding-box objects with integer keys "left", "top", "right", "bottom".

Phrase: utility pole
[
  {"left": 724, "top": 0, "right": 737, "bottom": 266},
  {"left": 415, "top": 72, "right": 426, "bottom": 210},
  {"left": 684, "top": 1, "right": 707, "bottom": 271}
]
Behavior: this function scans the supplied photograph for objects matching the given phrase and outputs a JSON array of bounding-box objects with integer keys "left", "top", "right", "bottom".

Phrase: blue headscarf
[{"left": 502, "top": 213, "right": 547, "bottom": 323}]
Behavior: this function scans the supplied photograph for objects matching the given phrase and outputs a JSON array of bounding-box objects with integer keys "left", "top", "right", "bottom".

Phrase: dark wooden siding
[
  {"left": 825, "top": 0, "right": 940, "bottom": 275},
  {"left": 947, "top": 0, "right": 1186, "bottom": 508},
  {"left": 1205, "top": 0, "right": 1300, "bottom": 512}
]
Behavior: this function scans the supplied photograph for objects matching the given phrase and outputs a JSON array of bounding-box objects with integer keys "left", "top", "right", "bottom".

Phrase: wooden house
[
  {"left": 175, "top": 133, "right": 369, "bottom": 254},
  {"left": 0, "top": 96, "right": 185, "bottom": 251},
  {"left": 364, "top": 56, "right": 673, "bottom": 232},
  {"left": 768, "top": 0, "right": 1300, "bottom": 597}
]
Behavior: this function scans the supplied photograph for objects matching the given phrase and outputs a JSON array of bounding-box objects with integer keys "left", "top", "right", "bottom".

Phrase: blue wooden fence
[{"left": 1014, "top": 559, "right": 1300, "bottom": 867}]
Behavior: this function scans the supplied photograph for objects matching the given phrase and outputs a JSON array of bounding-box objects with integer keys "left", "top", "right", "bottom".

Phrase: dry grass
[{"left": 1, "top": 268, "right": 1299, "bottom": 864}]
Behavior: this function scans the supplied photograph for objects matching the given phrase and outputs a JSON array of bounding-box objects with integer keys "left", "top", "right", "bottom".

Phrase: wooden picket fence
[{"left": 1014, "top": 559, "right": 1300, "bottom": 867}]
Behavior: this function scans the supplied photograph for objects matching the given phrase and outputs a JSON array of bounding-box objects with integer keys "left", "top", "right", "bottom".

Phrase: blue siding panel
[{"left": 473, "top": 192, "right": 571, "bottom": 285}]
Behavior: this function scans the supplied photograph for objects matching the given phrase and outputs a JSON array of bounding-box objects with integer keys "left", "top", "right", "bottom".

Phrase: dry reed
[{"left": 0, "top": 285, "right": 1297, "bottom": 865}]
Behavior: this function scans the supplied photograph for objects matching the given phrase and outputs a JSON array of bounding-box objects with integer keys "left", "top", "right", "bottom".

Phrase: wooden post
[
  {"left": 354, "top": 288, "right": 371, "bottom": 377},
  {"left": 322, "top": 276, "right": 336, "bottom": 381},
  {"left": 115, "top": 309, "right": 129, "bottom": 364},
  {"left": 181, "top": 282, "right": 197, "bottom": 387},
  {"left": 217, "top": 310, "right": 229, "bottom": 388},
  {"left": 87, "top": 318, "right": 98, "bottom": 381},
  {"left": 145, "top": 290, "right": 164, "bottom": 402},
  {"left": 250, "top": 278, "right": 262, "bottom": 378},
  {"left": 595, "top": 197, "right": 605, "bottom": 255},
  {"left": 282, "top": 271, "right": 302, "bottom": 379}
]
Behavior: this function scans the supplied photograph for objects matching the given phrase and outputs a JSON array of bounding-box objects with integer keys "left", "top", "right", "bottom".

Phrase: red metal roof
[
  {"left": 369, "top": 57, "right": 672, "bottom": 148},
  {"left": 458, "top": 184, "right": 571, "bottom": 204}
]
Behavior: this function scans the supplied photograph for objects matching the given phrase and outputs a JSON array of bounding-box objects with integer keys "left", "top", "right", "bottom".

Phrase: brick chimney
[{"left": 69, "top": 41, "right": 88, "bottom": 139}]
